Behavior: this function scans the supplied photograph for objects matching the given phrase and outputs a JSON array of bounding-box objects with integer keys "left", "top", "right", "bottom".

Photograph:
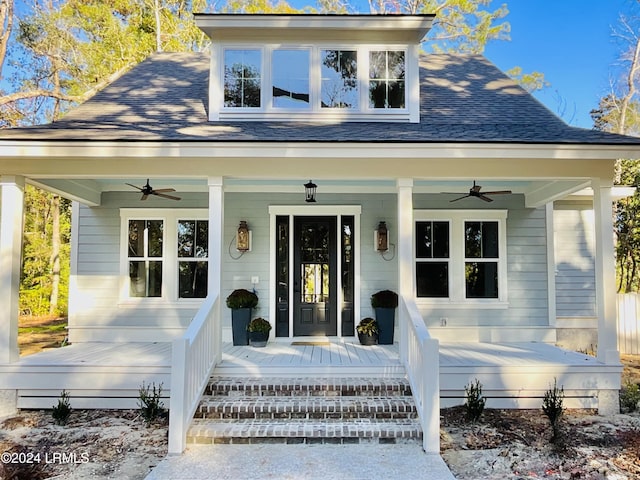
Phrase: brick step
[
  {"left": 196, "top": 395, "right": 418, "bottom": 420},
  {"left": 206, "top": 377, "right": 413, "bottom": 397},
  {"left": 187, "top": 418, "right": 423, "bottom": 445}
]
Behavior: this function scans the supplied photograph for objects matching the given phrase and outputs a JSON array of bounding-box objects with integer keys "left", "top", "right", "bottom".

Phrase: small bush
[
  {"left": 248, "top": 317, "right": 272, "bottom": 333},
  {"left": 620, "top": 381, "right": 640, "bottom": 413},
  {"left": 138, "top": 381, "right": 165, "bottom": 425},
  {"left": 542, "top": 378, "right": 565, "bottom": 443},
  {"left": 51, "top": 390, "right": 72, "bottom": 426},
  {"left": 464, "top": 379, "right": 486, "bottom": 422},
  {"left": 356, "top": 317, "right": 379, "bottom": 335}
]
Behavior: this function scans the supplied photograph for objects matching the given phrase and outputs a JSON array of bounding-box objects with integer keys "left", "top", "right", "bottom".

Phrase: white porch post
[
  {"left": 208, "top": 177, "right": 224, "bottom": 363},
  {"left": 592, "top": 178, "right": 619, "bottom": 366},
  {"left": 397, "top": 178, "right": 413, "bottom": 363},
  {"left": 0, "top": 176, "right": 25, "bottom": 364}
]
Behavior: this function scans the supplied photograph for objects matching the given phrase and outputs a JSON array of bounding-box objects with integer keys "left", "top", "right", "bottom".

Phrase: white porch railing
[
  {"left": 168, "top": 294, "right": 220, "bottom": 454},
  {"left": 617, "top": 293, "right": 640, "bottom": 354},
  {"left": 400, "top": 296, "right": 440, "bottom": 454}
]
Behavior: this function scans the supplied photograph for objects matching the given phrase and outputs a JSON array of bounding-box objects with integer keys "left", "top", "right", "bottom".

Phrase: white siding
[
  {"left": 70, "top": 193, "right": 208, "bottom": 342},
  {"left": 553, "top": 201, "right": 596, "bottom": 318},
  {"left": 412, "top": 195, "right": 550, "bottom": 330},
  {"left": 73, "top": 190, "right": 552, "bottom": 342}
]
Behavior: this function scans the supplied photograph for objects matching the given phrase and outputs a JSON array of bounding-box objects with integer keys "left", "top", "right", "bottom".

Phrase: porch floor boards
[
  {"left": 216, "top": 341, "right": 403, "bottom": 377},
  {"left": 9, "top": 340, "right": 607, "bottom": 371},
  {"left": 3, "top": 341, "right": 620, "bottom": 409}
]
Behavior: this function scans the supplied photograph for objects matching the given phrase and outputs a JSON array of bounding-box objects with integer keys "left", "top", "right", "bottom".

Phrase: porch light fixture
[
  {"left": 304, "top": 180, "right": 317, "bottom": 203},
  {"left": 236, "top": 221, "right": 250, "bottom": 252},
  {"left": 375, "top": 221, "right": 389, "bottom": 252}
]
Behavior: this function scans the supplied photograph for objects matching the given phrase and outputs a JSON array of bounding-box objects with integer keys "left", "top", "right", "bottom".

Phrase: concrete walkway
[{"left": 145, "top": 444, "right": 456, "bottom": 480}]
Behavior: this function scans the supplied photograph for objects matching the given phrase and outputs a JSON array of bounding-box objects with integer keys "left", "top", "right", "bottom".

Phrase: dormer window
[
  {"left": 273, "top": 49, "right": 310, "bottom": 109},
  {"left": 224, "top": 49, "right": 261, "bottom": 108},
  {"left": 321, "top": 49, "right": 358, "bottom": 109},
  {"left": 369, "top": 50, "right": 405, "bottom": 109},
  {"left": 197, "top": 14, "right": 435, "bottom": 123}
]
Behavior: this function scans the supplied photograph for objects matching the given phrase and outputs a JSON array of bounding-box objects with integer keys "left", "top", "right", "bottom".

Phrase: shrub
[
  {"left": 225, "top": 289, "right": 258, "bottom": 309},
  {"left": 52, "top": 390, "right": 72, "bottom": 426},
  {"left": 370, "top": 290, "right": 398, "bottom": 308},
  {"left": 248, "top": 317, "right": 272, "bottom": 333},
  {"left": 464, "top": 379, "right": 486, "bottom": 422},
  {"left": 356, "top": 317, "right": 379, "bottom": 335},
  {"left": 620, "top": 381, "right": 640, "bottom": 413},
  {"left": 138, "top": 382, "right": 165, "bottom": 425},
  {"left": 542, "top": 378, "right": 565, "bottom": 443}
]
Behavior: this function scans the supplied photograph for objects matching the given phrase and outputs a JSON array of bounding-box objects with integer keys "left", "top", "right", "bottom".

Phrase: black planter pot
[
  {"left": 375, "top": 307, "right": 396, "bottom": 345},
  {"left": 357, "top": 331, "right": 378, "bottom": 346},
  {"left": 249, "top": 331, "right": 269, "bottom": 348},
  {"left": 231, "top": 308, "right": 252, "bottom": 346}
]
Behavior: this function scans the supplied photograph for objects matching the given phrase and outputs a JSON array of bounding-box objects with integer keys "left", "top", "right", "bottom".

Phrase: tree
[
  {"left": 20, "top": 185, "right": 71, "bottom": 317},
  {"left": 591, "top": 8, "right": 640, "bottom": 292}
]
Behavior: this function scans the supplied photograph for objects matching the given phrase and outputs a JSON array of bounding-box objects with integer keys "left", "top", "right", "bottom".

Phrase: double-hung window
[
  {"left": 121, "top": 209, "right": 209, "bottom": 303},
  {"left": 415, "top": 210, "right": 507, "bottom": 304}
]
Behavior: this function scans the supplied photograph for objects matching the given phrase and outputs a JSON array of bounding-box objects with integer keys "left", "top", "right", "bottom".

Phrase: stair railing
[
  {"left": 168, "top": 293, "right": 220, "bottom": 454},
  {"left": 400, "top": 296, "right": 440, "bottom": 453}
]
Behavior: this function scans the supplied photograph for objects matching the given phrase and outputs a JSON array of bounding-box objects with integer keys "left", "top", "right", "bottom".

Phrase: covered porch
[{"left": 0, "top": 339, "right": 617, "bottom": 411}]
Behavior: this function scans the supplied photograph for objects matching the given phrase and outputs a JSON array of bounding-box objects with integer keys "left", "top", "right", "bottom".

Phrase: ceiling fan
[
  {"left": 447, "top": 181, "right": 512, "bottom": 203},
  {"left": 126, "top": 179, "right": 181, "bottom": 201}
]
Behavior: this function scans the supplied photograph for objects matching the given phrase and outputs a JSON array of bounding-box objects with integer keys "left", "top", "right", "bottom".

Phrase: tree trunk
[{"left": 49, "top": 195, "right": 60, "bottom": 316}]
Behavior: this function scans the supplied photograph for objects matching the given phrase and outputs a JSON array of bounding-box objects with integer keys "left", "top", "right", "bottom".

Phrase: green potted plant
[
  {"left": 371, "top": 289, "right": 398, "bottom": 345},
  {"left": 226, "top": 289, "right": 258, "bottom": 346},
  {"left": 356, "top": 317, "right": 379, "bottom": 346},
  {"left": 248, "top": 317, "right": 271, "bottom": 347}
]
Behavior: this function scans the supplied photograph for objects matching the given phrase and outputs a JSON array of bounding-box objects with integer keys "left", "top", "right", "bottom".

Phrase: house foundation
[{"left": 0, "top": 389, "right": 17, "bottom": 418}]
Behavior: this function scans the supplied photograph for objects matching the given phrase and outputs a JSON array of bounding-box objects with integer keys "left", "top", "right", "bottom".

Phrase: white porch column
[
  {"left": 397, "top": 178, "right": 414, "bottom": 363},
  {"left": 0, "top": 176, "right": 25, "bottom": 364},
  {"left": 208, "top": 177, "right": 224, "bottom": 363},
  {"left": 592, "top": 179, "right": 619, "bottom": 365}
]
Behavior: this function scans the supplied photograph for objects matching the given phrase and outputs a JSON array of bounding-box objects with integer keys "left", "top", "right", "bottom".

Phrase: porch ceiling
[{"left": 28, "top": 177, "right": 592, "bottom": 208}]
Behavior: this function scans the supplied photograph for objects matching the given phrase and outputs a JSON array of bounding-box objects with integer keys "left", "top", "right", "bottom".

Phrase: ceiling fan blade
[
  {"left": 141, "top": 194, "right": 149, "bottom": 201},
  {"left": 152, "top": 188, "right": 176, "bottom": 193},
  {"left": 482, "top": 190, "right": 512, "bottom": 195},
  {"left": 478, "top": 194, "right": 494, "bottom": 202},
  {"left": 153, "top": 192, "right": 181, "bottom": 201},
  {"left": 450, "top": 194, "right": 471, "bottom": 202},
  {"left": 126, "top": 183, "right": 143, "bottom": 191}
]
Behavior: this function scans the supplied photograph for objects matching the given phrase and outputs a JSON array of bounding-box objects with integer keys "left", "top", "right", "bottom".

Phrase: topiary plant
[
  {"left": 226, "top": 289, "right": 258, "bottom": 309},
  {"left": 371, "top": 290, "right": 398, "bottom": 308}
]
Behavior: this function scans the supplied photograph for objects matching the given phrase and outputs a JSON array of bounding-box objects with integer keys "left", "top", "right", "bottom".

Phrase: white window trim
[
  {"left": 119, "top": 208, "right": 208, "bottom": 307},
  {"left": 414, "top": 210, "right": 508, "bottom": 308},
  {"left": 215, "top": 44, "right": 412, "bottom": 122}
]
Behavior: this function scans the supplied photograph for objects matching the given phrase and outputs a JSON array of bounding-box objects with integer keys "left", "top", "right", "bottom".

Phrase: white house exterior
[{"left": 0, "top": 14, "right": 639, "bottom": 452}]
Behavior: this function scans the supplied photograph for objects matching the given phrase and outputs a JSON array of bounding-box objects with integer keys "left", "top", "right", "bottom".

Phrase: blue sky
[{"left": 484, "top": 0, "right": 636, "bottom": 129}]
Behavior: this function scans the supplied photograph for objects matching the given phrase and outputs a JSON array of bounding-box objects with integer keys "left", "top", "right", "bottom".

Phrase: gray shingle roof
[{"left": 1, "top": 51, "right": 638, "bottom": 145}]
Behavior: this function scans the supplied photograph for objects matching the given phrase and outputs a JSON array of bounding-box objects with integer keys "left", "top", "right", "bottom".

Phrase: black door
[{"left": 293, "top": 216, "right": 337, "bottom": 336}]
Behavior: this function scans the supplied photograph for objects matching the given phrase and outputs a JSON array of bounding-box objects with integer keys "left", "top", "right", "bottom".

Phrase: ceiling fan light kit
[{"left": 126, "top": 179, "right": 181, "bottom": 201}]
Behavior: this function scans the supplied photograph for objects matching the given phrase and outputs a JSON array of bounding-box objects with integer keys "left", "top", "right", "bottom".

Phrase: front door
[{"left": 293, "top": 216, "right": 337, "bottom": 336}]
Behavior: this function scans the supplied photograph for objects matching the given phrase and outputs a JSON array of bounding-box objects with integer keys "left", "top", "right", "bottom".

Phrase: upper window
[
  {"left": 121, "top": 210, "right": 208, "bottom": 303},
  {"left": 218, "top": 45, "right": 411, "bottom": 120},
  {"left": 415, "top": 211, "right": 507, "bottom": 304},
  {"left": 321, "top": 49, "right": 358, "bottom": 109},
  {"left": 272, "top": 49, "right": 310, "bottom": 108},
  {"left": 369, "top": 50, "right": 405, "bottom": 109},
  {"left": 224, "top": 49, "right": 261, "bottom": 108}
]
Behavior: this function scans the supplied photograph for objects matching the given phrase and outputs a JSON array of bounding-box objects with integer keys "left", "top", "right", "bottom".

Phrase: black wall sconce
[{"left": 304, "top": 180, "right": 317, "bottom": 203}]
